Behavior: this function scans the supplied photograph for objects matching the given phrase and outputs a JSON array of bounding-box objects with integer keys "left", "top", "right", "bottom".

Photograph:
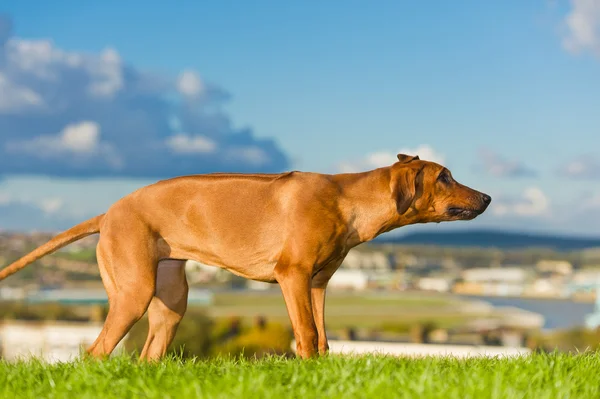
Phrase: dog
[{"left": 0, "top": 153, "right": 491, "bottom": 360}]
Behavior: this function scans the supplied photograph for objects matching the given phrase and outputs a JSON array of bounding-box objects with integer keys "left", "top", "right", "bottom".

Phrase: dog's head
[{"left": 390, "top": 153, "right": 491, "bottom": 224}]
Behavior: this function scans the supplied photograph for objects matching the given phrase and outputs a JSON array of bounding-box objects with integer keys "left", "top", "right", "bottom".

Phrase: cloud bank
[
  {"left": 562, "top": 0, "right": 600, "bottom": 57},
  {"left": 337, "top": 144, "right": 445, "bottom": 173},
  {"left": 476, "top": 148, "right": 537, "bottom": 178},
  {"left": 557, "top": 155, "right": 600, "bottom": 179},
  {"left": 491, "top": 187, "right": 550, "bottom": 218},
  {"left": 0, "top": 15, "right": 289, "bottom": 179}
]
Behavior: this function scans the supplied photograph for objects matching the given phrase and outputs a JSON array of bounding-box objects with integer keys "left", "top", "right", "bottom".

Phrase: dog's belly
[
  {"left": 163, "top": 239, "right": 281, "bottom": 283},
  {"left": 187, "top": 257, "right": 278, "bottom": 283},
  {"left": 220, "top": 261, "right": 278, "bottom": 283}
]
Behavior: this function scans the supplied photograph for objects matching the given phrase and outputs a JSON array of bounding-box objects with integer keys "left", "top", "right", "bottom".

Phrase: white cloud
[
  {"left": 0, "top": 191, "right": 63, "bottom": 216},
  {"left": 562, "top": 0, "right": 600, "bottom": 56},
  {"left": 226, "top": 146, "right": 270, "bottom": 166},
  {"left": 166, "top": 134, "right": 217, "bottom": 154},
  {"left": 5, "top": 121, "right": 124, "bottom": 170},
  {"left": 538, "top": 191, "right": 600, "bottom": 236},
  {"left": 398, "top": 145, "right": 445, "bottom": 165},
  {"left": 0, "top": 198, "right": 78, "bottom": 232},
  {"left": 581, "top": 193, "right": 600, "bottom": 210},
  {"left": 558, "top": 156, "right": 600, "bottom": 179},
  {"left": 7, "top": 121, "right": 101, "bottom": 154},
  {"left": 492, "top": 187, "right": 550, "bottom": 217},
  {"left": 514, "top": 188, "right": 550, "bottom": 216},
  {"left": 338, "top": 144, "right": 445, "bottom": 173},
  {"left": 6, "top": 39, "right": 123, "bottom": 97},
  {"left": 337, "top": 163, "right": 358, "bottom": 174},
  {"left": 364, "top": 152, "right": 399, "bottom": 168},
  {"left": 0, "top": 192, "right": 11, "bottom": 205},
  {"left": 59, "top": 121, "right": 101, "bottom": 153},
  {"left": 7, "top": 38, "right": 63, "bottom": 79},
  {"left": 565, "top": 160, "right": 586, "bottom": 175},
  {"left": 476, "top": 148, "right": 537, "bottom": 178},
  {"left": 39, "top": 198, "right": 63, "bottom": 214},
  {"left": 177, "top": 70, "right": 204, "bottom": 97},
  {"left": 88, "top": 48, "right": 123, "bottom": 97},
  {"left": 0, "top": 72, "right": 43, "bottom": 112}
]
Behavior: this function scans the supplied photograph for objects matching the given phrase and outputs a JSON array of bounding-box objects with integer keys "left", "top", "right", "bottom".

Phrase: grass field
[
  {"left": 1, "top": 352, "right": 599, "bottom": 399},
  {"left": 205, "top": 291, "right": 479, "bottom": 330}
]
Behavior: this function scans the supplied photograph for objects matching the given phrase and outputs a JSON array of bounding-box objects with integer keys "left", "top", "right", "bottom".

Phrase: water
[{"left": 457, "top": 295, "right": 596, "bottom": 330}]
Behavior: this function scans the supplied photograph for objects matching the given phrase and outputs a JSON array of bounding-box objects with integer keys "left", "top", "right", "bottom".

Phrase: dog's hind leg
[
  {"left": 86, "top": 224, "right": 157, "bottom": 359},
  {"left": 139, "top": 259, "right": 189, "bottom": 361}
]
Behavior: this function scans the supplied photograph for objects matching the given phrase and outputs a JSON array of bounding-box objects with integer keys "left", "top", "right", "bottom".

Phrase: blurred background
[{"left": 1, "top": 1, "right": 600, "bottom": 361}]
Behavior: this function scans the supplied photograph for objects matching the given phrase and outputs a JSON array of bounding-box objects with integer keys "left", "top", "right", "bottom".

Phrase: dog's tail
[{"left": 0, "top": 214, "right": 105, "bottom": 281}]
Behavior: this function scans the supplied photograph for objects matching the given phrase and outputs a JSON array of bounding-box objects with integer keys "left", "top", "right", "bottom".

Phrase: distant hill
[{"left": 375, "top": 229, "right": 600, "bottom": 251}]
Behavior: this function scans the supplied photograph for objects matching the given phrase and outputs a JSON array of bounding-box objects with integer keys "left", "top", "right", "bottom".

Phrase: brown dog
[{"left": 0, "top": 153, "right": 490, "bottom": 360}]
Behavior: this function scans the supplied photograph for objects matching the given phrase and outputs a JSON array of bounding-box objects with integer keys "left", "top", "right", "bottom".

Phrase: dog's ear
[
  {"left": 396, "top": 153, "right": 420, "bottom": 164},
  {"left": 390, "top": 166, "right": 421, "bottom": 215}
]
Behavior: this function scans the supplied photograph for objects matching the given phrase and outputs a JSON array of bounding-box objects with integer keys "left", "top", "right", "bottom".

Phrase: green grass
[
  {"left": 207, "top": 291, "right": 474, "bottom": 330},
  {"left": 212, "top": 291, "right": 455, "bottom": 307},
  {"left": 1, "top": 352, "right": 599, "bottom": 399}
]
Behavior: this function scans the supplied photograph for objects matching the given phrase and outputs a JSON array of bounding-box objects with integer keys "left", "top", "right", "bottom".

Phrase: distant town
[{"left": 2, "top": 230, "right": 600, "bottom": 302}]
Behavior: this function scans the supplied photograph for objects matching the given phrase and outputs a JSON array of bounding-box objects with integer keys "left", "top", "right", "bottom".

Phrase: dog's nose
[{"left": 481, "top": 194, "right": 492, "bottom": 205}]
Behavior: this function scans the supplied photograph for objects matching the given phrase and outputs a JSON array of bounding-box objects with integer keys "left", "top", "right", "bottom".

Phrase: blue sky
[{"left": 0, "top": 1, "right": 599, "bottom": 236}]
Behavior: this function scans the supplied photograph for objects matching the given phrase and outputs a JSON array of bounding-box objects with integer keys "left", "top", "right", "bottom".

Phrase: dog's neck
[{"left": 333, "top": 167, "right": 415, "bottom": 246}]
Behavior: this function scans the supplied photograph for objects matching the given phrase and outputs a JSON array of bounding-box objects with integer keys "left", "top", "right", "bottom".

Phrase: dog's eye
[{"left": 438, "top": 173, "right": 452, "bottom": 184}]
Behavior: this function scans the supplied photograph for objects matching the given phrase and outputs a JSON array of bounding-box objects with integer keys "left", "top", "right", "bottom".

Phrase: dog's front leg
[
  {"left": 274, "top": 263, "right": 318, "bottom": 359},
  {"left": 311, "top": 264, "right": 340, "bottom": 355},
  {"left": 310, "top": 286, "right": 328, "bottom": 355}
]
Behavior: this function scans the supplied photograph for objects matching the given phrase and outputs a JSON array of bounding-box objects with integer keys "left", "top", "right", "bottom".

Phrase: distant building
[
  {"left": 18, "top": 287, "right": 213, "bottom": 306},
  {"left": 408, "top": 262, "right": 446, "bottom": 277},
  {"left": 247, "top": 280, "right": 274, "bottom": 291},
  {"left": 25, "top": 288, "right": 110, "bottom": 305},
  {"left": 0, "top": 286, "right": 26, "bottom": 301},
  {"left": 571, "top": 269, "right": 600, "bottom": 284},
  {"left": 185, "top": 260, "right": 225, "bottom": 283},
  {"left": 566, "top": 269, "right": 600, "bottom": 298},
  {"left": 524, "top": 278, "right": 568, "bottom": 298},
  {"left": 0, "top": 320, "right": 127, "bottom": 363},
  {"left": 341, "top": 250, "right": 392, "bottom": 272},
  {"left": 328, "top": 269, "right": 370, "bottom": 290},
  {"left": 394, "top": 254, "right": 420, "bottom": 268},
  {"left": 462, "top": 267, "right": 528, "bottom": 284},
  {"left": 416, "top": 277, "right": 453, "bottom": 293},
  {"left": 455, "top": 267, "right": 529, "bottom": 297},
  {"left": 59, "top": 235, "right": 99, "bottom": 252},
  {"left": 536, "top": 260, "right": 573, "bottom": 276}
]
